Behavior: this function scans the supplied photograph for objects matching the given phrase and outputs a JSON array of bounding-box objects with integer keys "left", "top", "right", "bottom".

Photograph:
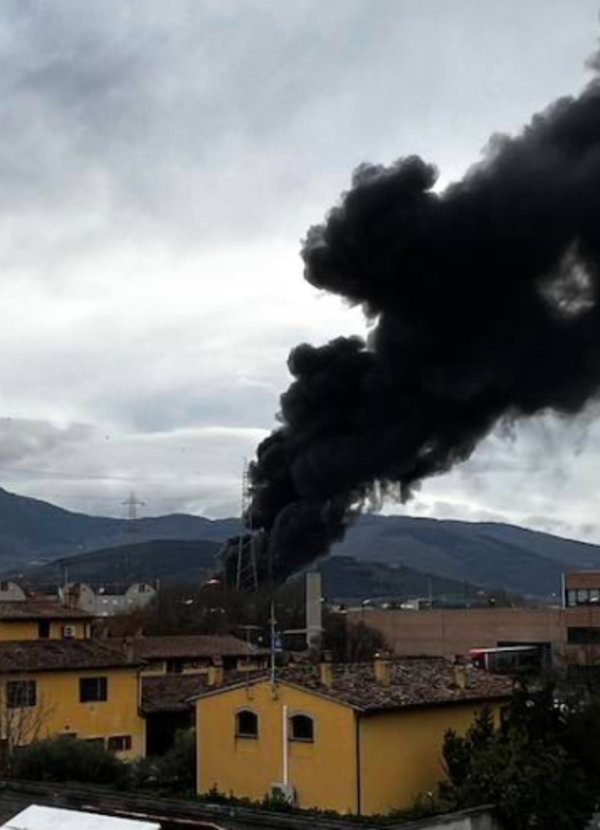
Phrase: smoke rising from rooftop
[{"left": 248, "top": 65, "right": 600, "bottom": 581}]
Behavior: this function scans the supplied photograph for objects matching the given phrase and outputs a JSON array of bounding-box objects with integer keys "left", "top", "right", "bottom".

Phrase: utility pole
[{"left": 269, "top": 601, "right": 277, "bottom": 688}]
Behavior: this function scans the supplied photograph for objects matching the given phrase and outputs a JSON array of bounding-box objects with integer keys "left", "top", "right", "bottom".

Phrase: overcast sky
[{"left": 0, "top": 0, "right": 599, "bottom": 541}]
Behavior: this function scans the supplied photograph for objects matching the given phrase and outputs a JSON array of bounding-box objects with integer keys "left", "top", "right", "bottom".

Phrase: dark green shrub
[
  {"left": 132, "top": 729, "right": 195, "bottom": 792},
  {"left": 9, "top": 736, "right": 128, "bottom": 786}
]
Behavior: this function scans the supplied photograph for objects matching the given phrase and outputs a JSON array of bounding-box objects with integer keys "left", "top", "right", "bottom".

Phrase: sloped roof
[
  {"left": 0, "top": 601, "right": 92, "bottom": 621},
  {"left": 116, "top": 634, "right": 266, "bottom": 662},
  {"left": 194, "top": 658, "right": 513, "bottom": 713},
  {"left": 141, "top": 670, "right": 263, "bottom": 713},
  {"left": 0, "top": 640, "right": 139, "bottom": 673}
]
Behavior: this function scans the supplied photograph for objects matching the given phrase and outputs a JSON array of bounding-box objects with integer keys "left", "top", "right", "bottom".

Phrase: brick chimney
[
  {"left": 374, "top": 653, "right": 392, "bottom": 686},
  {"left": 319, "top": 651, "right": 334, "bottom": 687}
]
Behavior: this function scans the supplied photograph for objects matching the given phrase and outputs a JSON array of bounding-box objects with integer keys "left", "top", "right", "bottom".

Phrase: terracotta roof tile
[
  {"left": 141, "top": 670, "right": 264, "bottom": 713},
  {"left": 0, "top": 601, "right": 92, "bottom": 621},
  {"left": 116, "top": 635, "right": 266, "bottom": 661},
  {"left": 195, "top": 658, "right": 513, "bottom": 713},
  {"left": 0, "top": 640, "right": 139, "bottom": 673}
]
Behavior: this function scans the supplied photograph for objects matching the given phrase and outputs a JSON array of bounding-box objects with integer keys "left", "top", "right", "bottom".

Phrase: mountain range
[{"left": 0, "top": 486, "right": 598, "bottom": 597}]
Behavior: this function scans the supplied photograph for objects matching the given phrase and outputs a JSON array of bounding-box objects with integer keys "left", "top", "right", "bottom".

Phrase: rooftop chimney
[
  {"left": 319, "top": 651, "right": 334, "bottom": 687},
  {"left": 208, "top": 659, "right": 224, "bottom": 687},
  {"left": 374, "top": 653, "right": 392, "bottom": 686},
  {"left": 453, "top": 661, "right": 468, "bottom": 691}
]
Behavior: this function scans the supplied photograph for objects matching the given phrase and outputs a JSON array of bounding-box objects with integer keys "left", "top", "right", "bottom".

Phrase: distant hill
[
  {"left": 8, "top": 539, "right": 221, "bottom": 589},
  {"left": 318, "top": 555, "right": 491, "bottom": 605},
  {"left": 11, "top": 538, "right": 486, "bottom": 605},
  {"left": 0, "top": 486, "right": 598, "bottom": 598},
  {"left": 334, "top": 515, "right": 600, "bottom": 597},
  {"left": 0, "top": 487, "right": 239, "bottom": 570}
]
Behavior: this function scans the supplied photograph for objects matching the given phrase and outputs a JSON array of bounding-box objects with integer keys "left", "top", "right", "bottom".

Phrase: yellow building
[
  {"left": 119, "top": 635, "right": 267, "bottom": 677},
  {"left": 0, "top": 601, "right": 93, "bottom": 641},
  {"left": 195, "top": 658, "right": 512, "bottom": 815},
  {"left": 0, "top": 640, "right": 145, "bottom": 759}
]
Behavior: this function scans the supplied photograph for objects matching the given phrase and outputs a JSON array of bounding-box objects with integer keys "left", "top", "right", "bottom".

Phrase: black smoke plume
[{"left": 245, "top": 68, "right": 600, "bottom": 582}]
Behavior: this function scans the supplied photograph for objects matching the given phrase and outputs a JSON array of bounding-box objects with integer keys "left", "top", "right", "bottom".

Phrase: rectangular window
[
  {"left": 0, "top": 581, "right": 9, "bottom": 592},
  {"left": 107, "top": 735, "right": 132, "bottom": 752},
  {"left": 567, "top": 627, "right": 600, "bottom": 645},
  {"left": 38, "top": 621, "right": 50, "bottom": 639},
  {"left": 85, "top": 738, "right": 105, "bottom": 749},
  {"left": 7, "top": 680, "right": 36, "bottom": 709},
  {"left": 166, "top": 659, "right": 183, "bottom": 675},
  {"left": 567, "top": 589, "right": 577, "bottom": 607},
  {"left": 79, "top": 677, "right": 107, "bottom": 703}
]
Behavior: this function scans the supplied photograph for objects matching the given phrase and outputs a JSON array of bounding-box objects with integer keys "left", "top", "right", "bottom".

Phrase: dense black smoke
[{"left": 247, "top": 71, "right": 600, "bottom": 582}]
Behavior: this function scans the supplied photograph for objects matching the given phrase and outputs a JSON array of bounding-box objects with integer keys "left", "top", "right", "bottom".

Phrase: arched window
[
  {"left": 289, "top": 714, "right": 314, "bottom": 742},
  {"left": 236, "top": 709, "right": 258, "bottom": 738}
]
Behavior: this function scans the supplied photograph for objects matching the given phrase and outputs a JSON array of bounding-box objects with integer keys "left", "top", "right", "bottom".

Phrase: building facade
[
  {"left": 0, "top": 640, "right": 145, "bottom": 759},
  {"left": 0, "top": 602, "right": 93, "bottom": 642},
  {"left": 195, "top": 658, "right": 511, "bottom": 815}
]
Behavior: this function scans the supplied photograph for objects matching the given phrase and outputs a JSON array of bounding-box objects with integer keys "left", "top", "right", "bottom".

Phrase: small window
[
  {"left": 7, "top": 680, "right": 36, "bottom": 709},
  {"left": 166, "top": 659, "right": 183, "bottom": 675},
  {"left": 80, "top": 677, "right": 107, "bottom": 703},
  {"left": 85, "top": 738, "right": 104, "bottom": 748},
  {"left": 0, "top": 581, "right": 9, "bottom": 592},
  {"left": 236, "top": 709, "right": 258, "bottom": 739},
  {"left": 577, "top": 589, "right": 589, "bottom": 605},
  {"left": 290, "top": 714, "right": 314, "bottom": 742},
  {"left": 38, "top": 621, "right": 50, "bottom": 639},
  {"left": 107, "top": 735, "right": 132, "bottom": 752},
  {"left": 567, "top": 590, "right": 577, "bottom": 607}
]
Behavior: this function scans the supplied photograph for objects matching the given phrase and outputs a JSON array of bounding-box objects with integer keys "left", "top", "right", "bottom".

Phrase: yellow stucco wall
[
  {"left": 196, "top": 680, "right": 358, "bottom": 813},
  {"left": 359, "top": 701, "right": 505, "bottom": 815},
  {"left": 197, "top": 680, "right": 507, "bottom": 816},
  {"left": 0, "top": 620, "right": 89, "bottom": 641},
  {"left": 0, "top": 668, "right": 145, "bottom": 760}
]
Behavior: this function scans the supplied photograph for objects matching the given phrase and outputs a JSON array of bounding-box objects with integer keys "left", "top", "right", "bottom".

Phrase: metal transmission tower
[
  {"left": 236, "top": 461, "right": 258, "bottom": 591},
  {"left": 123, "top": 492, "right": 145, "bottom": 536}
]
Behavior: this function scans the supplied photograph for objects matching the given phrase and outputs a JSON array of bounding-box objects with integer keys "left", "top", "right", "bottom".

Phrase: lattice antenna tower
[
  {"left": 123, "top": 492, "right": 145, "bottom": 535},
  {"left": 236, "top": 459, "right": 258, "bottom": 591}
]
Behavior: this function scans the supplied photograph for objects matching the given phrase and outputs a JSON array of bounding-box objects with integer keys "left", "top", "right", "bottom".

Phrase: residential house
[
  {"left": 0, "top": 640, "right": 145, "bottom": 759},
  {"left": 0, "top": 601, "right": 93, "bottom": 641},
  {"left": 63, "top": 582, "right": 158, "bottom": 617},
  {"left": 120, "top": 635, "right": 267, "bottom": 677},
  {"left": 194, "top": 657, "right": 512, "bottom": 815},
  {"left": 0, "top": 582, "right": 26, "bottom": 603}
]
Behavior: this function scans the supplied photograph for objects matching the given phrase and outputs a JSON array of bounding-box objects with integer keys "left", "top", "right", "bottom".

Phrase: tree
[{"left": 439, "top": 685, "right": 600, "bottom": 830}]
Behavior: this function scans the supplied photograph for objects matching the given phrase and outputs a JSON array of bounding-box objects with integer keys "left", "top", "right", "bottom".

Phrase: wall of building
[
  {"left": 64, "top": 583, "right": 157, "bottom": 618},
  {"left": 196, "top": 680, "right": 358, "bottom": 814},
  {"left": 358, "top": 702, "right": 504, "bottom": 815},
  {"left": 0, "top": 668, "right": 145, "bottom": 760},
  {"left": 349, "top": 607, "right": 566, "bottom": 660},
  {"left": 0, "top": 582, "right": 26, "bottom": 602},
  {"left": 0, "top": 619, "right": 90, "bottom": 642}
]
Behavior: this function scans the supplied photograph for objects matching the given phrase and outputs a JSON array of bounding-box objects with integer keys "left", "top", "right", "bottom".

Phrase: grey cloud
[{"left": 0, "top": 1, "right": 597, "bottom": 543}]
